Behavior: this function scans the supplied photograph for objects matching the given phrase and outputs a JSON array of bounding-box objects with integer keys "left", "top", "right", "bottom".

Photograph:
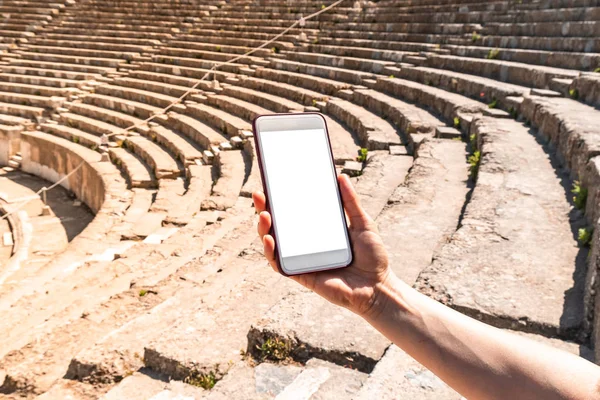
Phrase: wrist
[{"left": 359, "top": 271, "right": 411, "bottom": 323}]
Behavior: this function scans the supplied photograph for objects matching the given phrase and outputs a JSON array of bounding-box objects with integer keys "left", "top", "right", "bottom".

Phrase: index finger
[{"left": 252, "top": 191, "right": 267, "bottom": 213}]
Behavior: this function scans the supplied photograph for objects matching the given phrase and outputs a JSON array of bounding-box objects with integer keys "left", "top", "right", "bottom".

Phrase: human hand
[{"left": 252, "top": 174, "right": 392, "bottom": 318}]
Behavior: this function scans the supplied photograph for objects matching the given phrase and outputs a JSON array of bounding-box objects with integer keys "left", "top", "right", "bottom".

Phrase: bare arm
[
  {"left": 366, "top": 274, "right": 600, "bottom": 400},
  {"left": 253, "top": 175, "right": 600, "bottom": 400}
]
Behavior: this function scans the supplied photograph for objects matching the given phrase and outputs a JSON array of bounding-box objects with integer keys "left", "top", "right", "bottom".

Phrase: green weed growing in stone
[
  {"left": 486, "top": 48, "right": 500, "bottom": 60},
  {"left": 469, "top": 133, "right": 477, "bottom": 150},
  {"left": 569, "top": 88, "right": 579, "bottom": 100},
  {"left": 321, "top": 4, "right": 326, "bottom": 9},
  {"left": 572, "top": 181, "right": 588, "bottom": 210},
  {"left": 594, "top": 68, "right": 600, "bottom": 73},
  {"left": 471, "top": 32, "right": 481, "bottom": 42},
  {"left": 488, "top": 98, "right": 498, "bottom": 109},
  {"left": 257, "top": 337, "right": 291, "bottom": 361},
  {"left": 357, "top": 148, "right": 368, "bottom": 162},
  {"left": 453, "top": 117, "right": 461, "bottom": 129},
  {"left": 509, "top": 107, "right": 518, "bottom": 119},
  {"left": 139, "top": 289, "right": 148, "bottom": 297},
  {"left": 271, "top": 47, "right": 280, "bottom": 54},
  {"left": 579, "top": 227, "right": 593, "bottom": 247},
  {"left": 72, "top": 136, "right": 80, "bottom": 144},
  {"left": 185, "top": 370, "right": 217, "bottom": 390},
  {"left": 468, "top": 150, "right": 481, "bottom": 180},
  {"left": 215, "top": 45, "right": 222, "bottom": 52},
  {"left": 389, "top": 75, "right": 395, "bottom": 79}
]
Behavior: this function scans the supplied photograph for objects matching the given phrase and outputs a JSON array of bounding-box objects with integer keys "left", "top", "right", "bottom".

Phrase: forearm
[{"left": 363, "top": 273, "right": 600, "bottom": 400}]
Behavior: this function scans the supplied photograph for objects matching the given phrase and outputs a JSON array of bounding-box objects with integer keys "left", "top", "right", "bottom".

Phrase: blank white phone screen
[{"left": 260, "top": 128, "right": 348, "bottom": 258}]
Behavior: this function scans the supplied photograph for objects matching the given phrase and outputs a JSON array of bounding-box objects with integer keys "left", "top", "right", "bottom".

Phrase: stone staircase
[{"left": 0, "top": 0, "right": 599, "bottom": 398}]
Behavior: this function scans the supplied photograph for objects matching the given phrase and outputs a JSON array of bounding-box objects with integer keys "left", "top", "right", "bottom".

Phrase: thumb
[{"left": 338, "top": 174, "right": 373, "bottom": 231}]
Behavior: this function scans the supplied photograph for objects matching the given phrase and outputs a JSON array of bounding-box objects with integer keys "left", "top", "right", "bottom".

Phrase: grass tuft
[
  {"left": 468, "top": 150, "right": 481, "bottom": 180},
  {"left": 579, "top": 227, "right": 593, "bottom": 247},
  {"left": 257, "top": 337, "right": 291, "bottom": 362},
  {"left": 357, "top": 148, "right": 368, "bottom": 163},
  {"left": 572, "top": 181, "right": 588, "bottom": 210},
  {"left": 185, "top": 370, "right": 217, "bottom": 390}
]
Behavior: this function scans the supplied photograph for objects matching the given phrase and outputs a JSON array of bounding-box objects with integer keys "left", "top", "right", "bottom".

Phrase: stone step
[
  {"left": 571, "top": 73, "right": 600, "bottom": 109},
  {"left": 166, "top": 111, "right": 230, "bottom": 149},
  {"left": 0, "top": 200, "right": 257, "bottom": 396},
  {"left": 425, "top": 54, "right": 581, "bottom": 90},
  {"left": 315, "top": 36, "right": 438, "bottom": 53},
  {"left": 122, "top": 135, "right": 182, "bottom": 180},
  {"left": 0, "top": 89, "right": 65, "bottom": 109},
  {"left": 127, "top": 69, "right": 213, "bottom": 92},
  {"left": 185, "top": 101, "right": 251, "bottom": 138},
  {"left": 469, "top": 34, "right": 600, "bottom": 53},
  {"left": 21, "top": 44, "right": 139, "bottom": 61},
  {"left": 371, "top": 76, "right": 487, "bottom": 124},
  {"left": 139, "top": 61, "right": 235, "bottom": 82},
  {"left": 14, "top": 51, "right": 124, "bottom": 69},
  {"left": 60, "top": 112, "right": 119, "bottom": 137},
  {"left": 82, "top": 93, "right": 159, "bottom": 122},
  {"left": 442, "top": 44, "right": 600, "bottom": 72},
  {"left": 221, "top": 84, "right": 303, "bottom": 114},
  {"left": 416, "top": 117, "right": 586, "bottom": 340},
  {"left": 165, "top": 164, "right": 213, "bottom": 225},
  {"left": 254, "top": 66, "right": 352, "bottom": 96},
  {"left": 69, "top": 102, "right": 147, "bottom": 133},
  {"left": 99, "top": 372, "right": 204, "bottom": 400},
  {"left": 206, "top": 358, "right": 367, "bottom": 399},
  {"left": 398, "top": 65, "right": 532, "bottom": 108},
  {"left": 351, "top": 88, "right": 447, "bottom": 151},
  {"left": 142, "top": 255, "right": 296, "bottom": 385},
  {"left": 353, "top": 151, "right": 414, "bottom": 220},
  {"left": 108, "top": 147, "right": 155, "bottom": 189},
  {"left": 283, "top": 50, "right": 396, "bottom": 74},
  {"left": 325, "top": 97, "right": 403, "bottom": 150},
  {"left": 114, "top": 76, "right": 200, "bottom": 98},
  {"left": 0, "top": 72, "right": 86, "bottom": 89},
  {"left": 95, "top": 83, "right": 177, "bottom": 109},
  {"left": 160, "top": 46, "right": 264, "bottom": 66},
  {"left": 27, "top": 38, "right": 154, "bottom": 53},
  {"left": 0, "top": 100, "right": 45, "bottom": 119},
  {"left": 0, "top": 65, "right": 101, "bottom": 81},
  {"left": 0, "top": 130, "right": 130, "bottom": 311},
  {"left": 203, "top": 92, "right": 270, "bottom": 123},
  {"left": 148, "top": 123, "right": 204, "bottom": 165},
  {"left": 40, "top": 123, "right": 101, "bottom": 149},
  {"left": 57, "top": 204, "right": 263, "bottom": 385},
  {"left": 483, "top": 20, "right": 600, "bottom": 38},
  {"left": 151, "top": 54, "right": 243, "bottom": 75},
  {"left": 239, "top": 139, "right": 261, "bottom": 199},
  {"left": 236, "top": 75, "right": 329, "bottom": 106},
  {"left": 42, "top": 33, "right": 162, "bottom": 47},
  {"left": 201, "top": 150, "right": 246, "bottom": 211},
  {"left": 0, "top": 81, "right": 74, "bottom": 97},
  {"left": 8, "top": 58, "right": 116, "bottom": 75},
  {"left": 304, "top": 43, "right": 416, "bottom": 63},
  {"left": 268, "top": 58, "right": 375, "bottom": 85}
]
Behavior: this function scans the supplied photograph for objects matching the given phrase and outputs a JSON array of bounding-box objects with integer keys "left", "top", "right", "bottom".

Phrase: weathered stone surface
[
  {"left": 377, "top": 139, "right": 469, "bottom": 284},
  {"left": 206, "top": 359, "right": 366, "bottom": 400},
  {"left": 416, "top": 117, "right": 586, "bottom": 339},
  {"left": 143, "top": 256, "right": 295, "bottom": 381},
  {"left": 353, "top": 346, "right": 462, "bottom": 400},
  {"left": 248, "top": 287, "right": 389, "bottom": 373},
  {"left": 354, "top": 151, "right": 414, "bottom": 219}
]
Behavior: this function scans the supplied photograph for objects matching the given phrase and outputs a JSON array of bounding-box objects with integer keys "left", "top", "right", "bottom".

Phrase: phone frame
[{"left": 253, "top": 112, "right": 353, "bottom": 276}]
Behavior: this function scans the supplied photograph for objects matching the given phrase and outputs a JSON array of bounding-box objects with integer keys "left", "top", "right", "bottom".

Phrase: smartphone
[{"left": 253, "top": 113, "right": 353, "bottom": 276}]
